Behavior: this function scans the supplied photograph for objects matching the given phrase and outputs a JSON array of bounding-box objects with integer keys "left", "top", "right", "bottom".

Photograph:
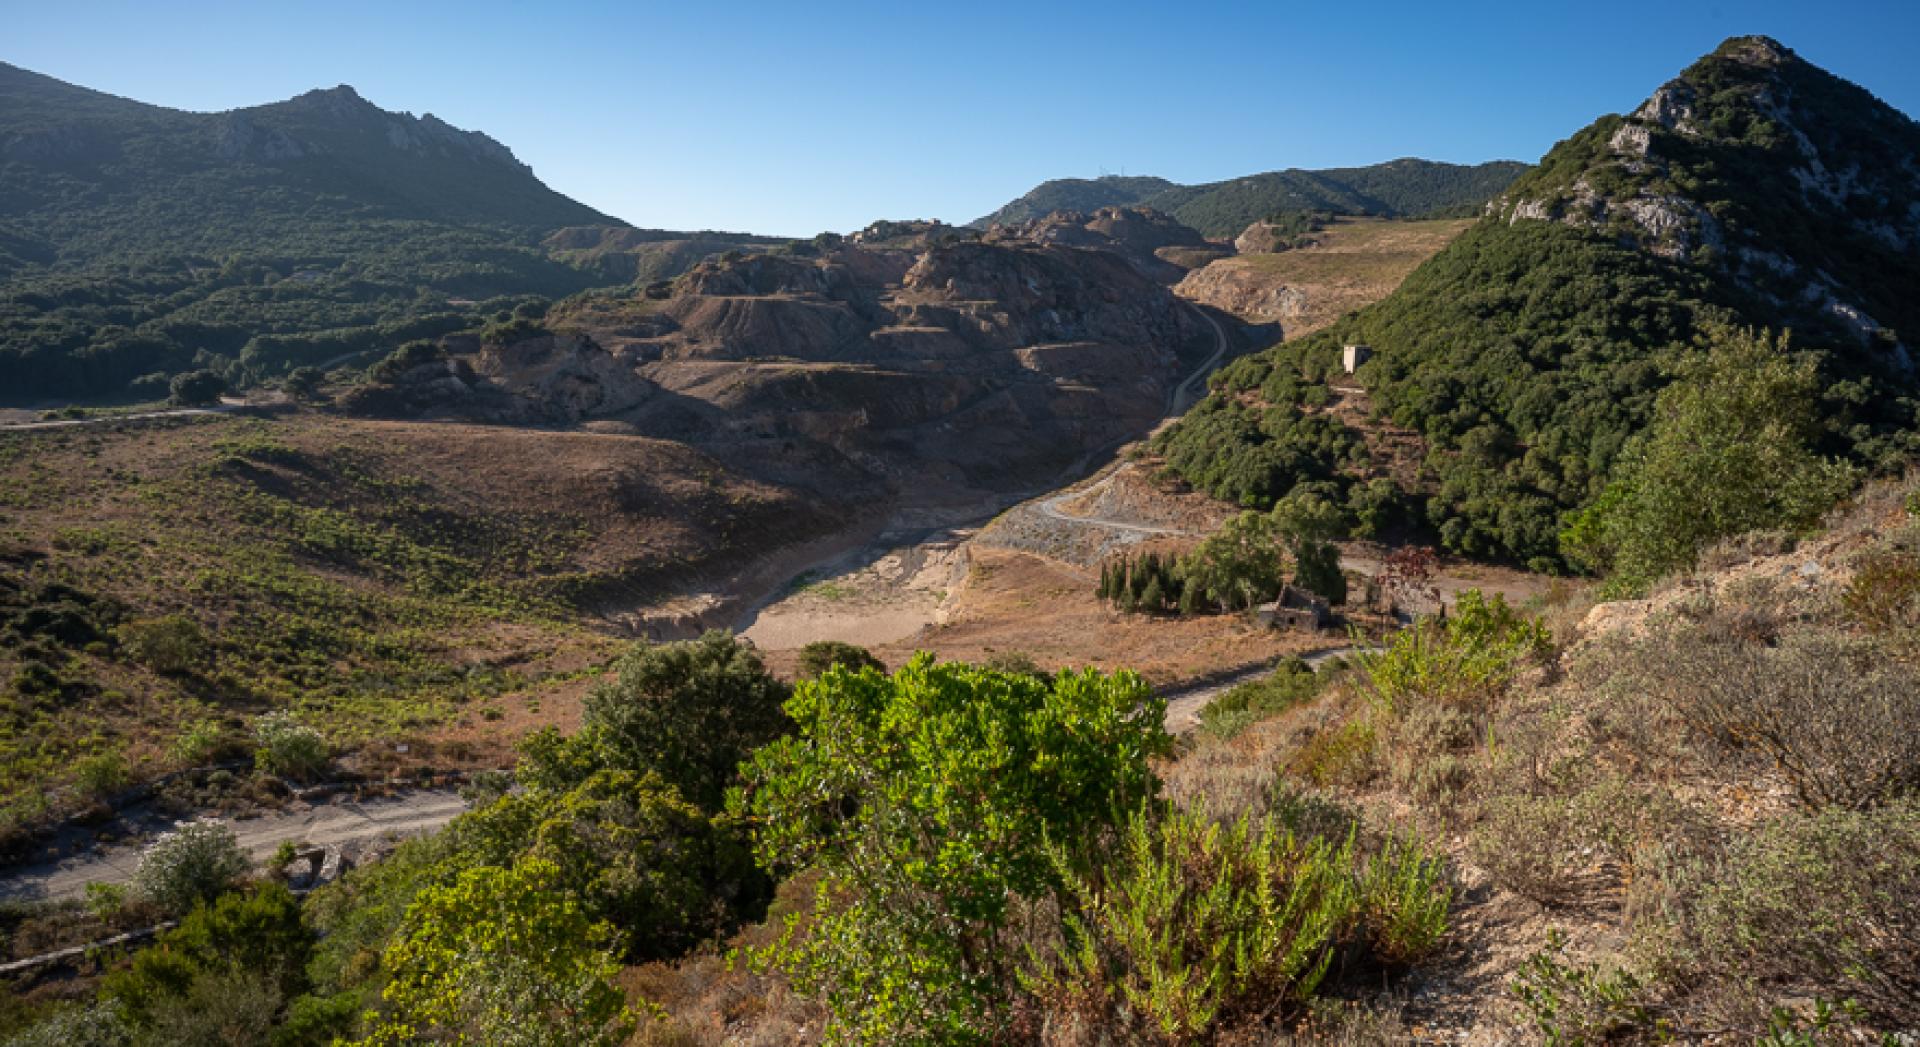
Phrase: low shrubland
[{"left": 12, "top": 479, "right": 1918, "bottom": 1043}]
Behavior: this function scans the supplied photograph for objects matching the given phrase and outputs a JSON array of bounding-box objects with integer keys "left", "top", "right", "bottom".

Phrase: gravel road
[{"left": 0, "top": 789, "right": 472, "bottom": 903}]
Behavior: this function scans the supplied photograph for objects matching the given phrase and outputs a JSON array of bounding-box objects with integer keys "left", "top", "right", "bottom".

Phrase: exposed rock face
[
  {"left": 1489, "top": 35, "right": 1920, "bottom": 362},
  {"left": 983, "top": 207, "right": 1227, "bottom": 282},
  {"left": 474, "top": 334, "right": 655, "bottom": 419},
  {"left": 540, "top": 229, "right": 1236, "bottom": 497},
  {"left": 342, "top": 334, "right": 653, "bottom": 424},
  {"left": 216, "top": 114, "right": 307, "bottom": 161},
  {"left": 1175, "top": 263, "right": 1308, "bottom": 324}
]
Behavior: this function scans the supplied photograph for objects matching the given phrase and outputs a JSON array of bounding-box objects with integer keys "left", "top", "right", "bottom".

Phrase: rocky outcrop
[
  {"left": 984, "top": 207, "right": 1226, "bottom": 282},
  {"left": 1175, "top": 262, "right": 1307, "bottom": 325},
  {"left": 1489, "top": 35, "right": 1920, "bottom": 361},
  {"left": 216, "top": 114, "right": 307, "bottom": 162},
  {"left": 541, "top": 227, "right": 1234, "bottom": 495},
  {"left": 341, "top": 333, "right": 653, "bottom": 424}
]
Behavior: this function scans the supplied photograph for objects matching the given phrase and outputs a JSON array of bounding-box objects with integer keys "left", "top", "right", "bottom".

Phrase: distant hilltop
[{"left": 975, "top": 159, "right": 1528, "bottom": 237}]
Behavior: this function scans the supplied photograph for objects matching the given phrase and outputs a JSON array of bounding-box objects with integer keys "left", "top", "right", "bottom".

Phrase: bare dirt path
[
  {"left": 0, "top": 404, "right": 235, "bottom": 431},
  {"left": 1159, "top": 643, "right": 1370, "bottom": 733},
  {"left": 0, "top": 396, "right": 297, "bottom": 432},
  {"left": 0, "top": 789, "right": 471, "bottom": 903}
]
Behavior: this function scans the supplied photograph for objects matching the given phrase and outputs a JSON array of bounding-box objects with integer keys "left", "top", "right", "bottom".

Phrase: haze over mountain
[
  {"left": 976, "top": 159, "right": 1530, "bottom": 237},
  {"left": 1156, "top": 36, "right": 1920, "bottom": 567}
]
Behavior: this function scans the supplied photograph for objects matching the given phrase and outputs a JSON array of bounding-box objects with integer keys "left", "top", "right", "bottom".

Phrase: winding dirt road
[
  {"left": 1160, "top": 644, "right": 1371, "bottom": 733},
  {"left": 0, "top": 790, "right": 471, "bottom": 903}
]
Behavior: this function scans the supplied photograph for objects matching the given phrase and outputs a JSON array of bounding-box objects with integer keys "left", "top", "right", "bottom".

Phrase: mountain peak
[{"left": 1711, "top": 34, "right": 1794, "bottom": 68}]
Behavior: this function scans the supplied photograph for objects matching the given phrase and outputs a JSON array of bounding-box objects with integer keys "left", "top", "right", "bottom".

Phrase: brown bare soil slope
[
  {"left": 1176, "top": 216, "right": 1472, "bottom": 334},
  {"left": 863, "top": 547, "right": 1332, "bottom": 686},
  {"left": 0, "top": 411, "right": 846, "bottom": 841}
]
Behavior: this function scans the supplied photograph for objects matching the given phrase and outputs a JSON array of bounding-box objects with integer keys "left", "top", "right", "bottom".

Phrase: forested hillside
[
  {"left": 976, "top": 158, "right": 1527, "bottom": 235},
  {"left": 1155, "top": 36, "right": 1920, "bottom": 570},
  {"left": 0, "top": 64, "right": 764, "bottom": 402}
]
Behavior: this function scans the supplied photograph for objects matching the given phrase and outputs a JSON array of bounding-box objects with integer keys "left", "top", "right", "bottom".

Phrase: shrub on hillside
[
  {"left": 734, "top": 656, "right": 1170, "bottom": 1041},
  {"left": 1647, "top": 800, "right": 1920, "bottom": 1034},
  {"left": 478, "top": 316, "right": 548, "bottom": 345},
  {"left": 281, "top": 365, "right": 325, "bottom": 400},
  {"left": 168, "top": 368, "right": 226, "bottom": 406},
  {"left": 1561, "top": 326, "right": 1856, "bottom": 594},
  {"left": 366, "top": 858, "right": 634, "bottom": 1047},
  {"left": 253, "top": 711, "right": 329, "bottom": 782},
  {"left": 1359, "top": 589, "right": 1549, "bottom": 713},
  {"left": 106, "top": 883, "right": 316, "bottom": 1036},
  {"left": 565, "top": 631, "right": 789, "bottom": 813},
  {"left": 117, "top": 614, "right": 207, "bottom": 675},
  {"left": 1199, "top": 658, "right": 1322, "bottom": 739},
  {"left": 1025, "top": 804, "right": 1449, "bottom": 1041},
  {"left": 72, "top": 750, "right": 130, "bottom": 801},
  {"left": 479, "top": 768, "right": 765, "bottom": 961},
  {"left": 1660, "top": 628, "right": 1920, "bottom": 810},
  {"left": 366, "top": 339, "right": 443, "bottom": 384},
  {"left": 0, "top": 1001, "right": 131, "bottom": 1047},
  {"left": 134, "top": 820, "right": 250, "bottom": 914},
  {"left": 1842, "top": 548, "right": 1920, "bottom": 634},
  {"left": 793, "top": 640, "right": 884, "bottom": 679}
]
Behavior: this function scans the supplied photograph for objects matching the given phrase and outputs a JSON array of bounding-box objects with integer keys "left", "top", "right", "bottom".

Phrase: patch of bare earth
[{"left": 1176, "top": 216, "right": 1473, "bottom": 335}]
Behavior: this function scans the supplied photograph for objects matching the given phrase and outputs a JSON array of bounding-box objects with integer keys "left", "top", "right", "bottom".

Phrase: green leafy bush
[
  {"left": 561, "top": 631, "right": 789, "bottom": 813},
  {"left": 134, "top": 819, "right": 251, "bottom": 914},
  {"left": 363, "top": 857, "right": 634, "bottom": 1047},
  {"left": 1561, "top": 326, "right": 1856, "bottom": 593},
  {"left": 72, "top": 750, "right": 130, "bottom": 800},
  {"left": 168, "top": 368, "right": 227, "bottom": 406},
  {"left": 117, "top": 614, "right": 207, "bottom": 675},
  {"left": 794, "top": 640, "right": 885, "bottom": 679},
  {"left": 253, "top": 712, "right": 329, "bottom": 782},
  {"left": 734, "top": 656, "right": 1170, "bottom": 1042},
  {"left": 1199, "top": 658, "right": 1322, "bottom": 739},
  {"left": 106, "top": 883, "right": 314, "bottom": 1034},
  {"left": 1359, "top": 589, "right": 1549, "bottom": 713},
  {"left": 460, "top": 768, "right": 765, "bottom": 961}
]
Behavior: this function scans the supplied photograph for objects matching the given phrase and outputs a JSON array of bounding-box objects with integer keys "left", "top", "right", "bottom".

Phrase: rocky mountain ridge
[
  {"left": 1152, "top": 36, "right": 1920, "bottom": 568},
  {"left": 1490, "top": 35, "right": 1920, "bottom": 369}
]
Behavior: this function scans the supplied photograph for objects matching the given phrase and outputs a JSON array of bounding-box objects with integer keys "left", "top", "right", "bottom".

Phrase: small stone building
[
  {"left": 1342, "top": 344, "right": 1373, "bottom": 374},
  {"left": 1254, "top": 586, "right": 1330, "bottom": 631}
]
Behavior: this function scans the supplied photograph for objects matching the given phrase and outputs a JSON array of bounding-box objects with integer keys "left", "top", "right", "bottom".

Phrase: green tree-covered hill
[
  {"left": 1, "top": 64, "right": 722, "bottom": 402},
  {"left": 1153, "top": 36, "right": 1920, "bottom": 569},
  {"left": 975, "top": 158, "right": 1528, "bottom": 235}
]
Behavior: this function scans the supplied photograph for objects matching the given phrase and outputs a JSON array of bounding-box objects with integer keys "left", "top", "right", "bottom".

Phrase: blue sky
[{"left": 5, "top": 1, "right": 1917, "bottom": 237}]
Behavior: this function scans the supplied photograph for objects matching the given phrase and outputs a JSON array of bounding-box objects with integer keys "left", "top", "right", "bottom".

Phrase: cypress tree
[
  {"left": 1141, "top": 575, "right": 1165, "bottom": 614},
  {"left": 1178, "top": 580, "right": 1201, "bottom": 616}
]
